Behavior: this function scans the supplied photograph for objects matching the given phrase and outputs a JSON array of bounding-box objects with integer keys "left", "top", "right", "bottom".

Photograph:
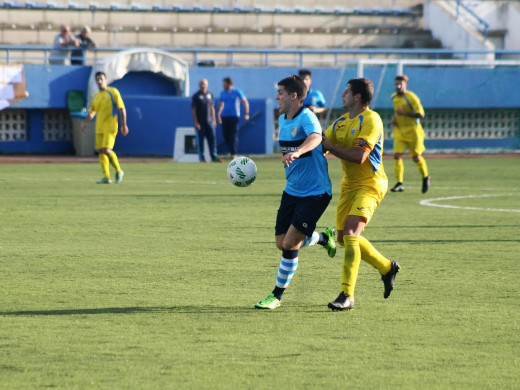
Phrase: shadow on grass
[{"left": 0, "top": 305, "right": 278, "bottom": 317}]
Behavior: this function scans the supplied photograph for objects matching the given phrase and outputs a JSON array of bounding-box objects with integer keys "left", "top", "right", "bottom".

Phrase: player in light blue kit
[
  {"left": 299, "top": 69, "right": 327, "bottom": 116},
  {"left": 255, "top": 75, "right": 336, "bottom": 310}
]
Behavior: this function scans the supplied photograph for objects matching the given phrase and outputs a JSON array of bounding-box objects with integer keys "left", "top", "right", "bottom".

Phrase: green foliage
[{"left": 0, "top": 156, "right": 519, "bottom": 389}]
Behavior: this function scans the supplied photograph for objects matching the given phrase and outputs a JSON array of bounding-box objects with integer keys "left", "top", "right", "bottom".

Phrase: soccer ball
[{"left": 227, "top": 156, "right": 257, "bottom": 187}]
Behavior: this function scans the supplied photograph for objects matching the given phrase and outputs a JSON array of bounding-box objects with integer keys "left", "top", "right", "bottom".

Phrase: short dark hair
[
  {"left": 223, "top": 77, "right": 233, "bottom": 85},
  {"left": 395, "top": 74, "right": 409, "bottom": 82},
  {"left": 298, "top": 69, "right": 311, "bottom": 78},
  {"left": 95, "top": 71, "right": 106, "bottom": 79},
  {"left": 347, "top": 78, "right": 374, "bottom": 105},
  {"left": 278, "top": 75, "right": 307, "bottom": 103}
]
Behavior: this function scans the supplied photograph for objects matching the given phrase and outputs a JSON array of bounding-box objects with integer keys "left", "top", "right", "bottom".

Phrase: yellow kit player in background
[
  {"left": 322, "top": 78, "right": 400, "bottom": 311},
  {"left": 390, "top": 74, "right": 430, "bottom": 193},
  {"left": 81, "top": 71, "right": 129, "bottom": 184}
]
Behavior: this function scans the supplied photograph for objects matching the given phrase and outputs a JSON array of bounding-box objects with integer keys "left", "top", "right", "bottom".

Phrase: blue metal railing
[
  {"left": 1, "top": 45, "right": 520, "bottom": 67},
  {"left": 448, "top": 0, "right": 490, "bottom": 37}
]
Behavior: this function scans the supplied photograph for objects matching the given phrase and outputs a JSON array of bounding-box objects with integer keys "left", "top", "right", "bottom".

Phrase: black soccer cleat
[
  {"left": 422, "top": 176, "right": 430, "bottom": 193},
  {"left": 328, "top": 292, "right": 355, "bottom": 311},
  {"left": 390, "top": 182, "right": 404, "bottom": 192},
  {"left": 382, "top": 261, "right": 400, "bottom": 299}
]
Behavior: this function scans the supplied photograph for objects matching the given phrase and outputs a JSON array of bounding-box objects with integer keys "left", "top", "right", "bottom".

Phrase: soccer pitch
[{"left": 0, "top": 156, "right": 519, "bottom": 389}]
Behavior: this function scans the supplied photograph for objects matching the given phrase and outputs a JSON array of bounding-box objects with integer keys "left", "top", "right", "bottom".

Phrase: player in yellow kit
[
  {"left": 81, "top": 71, "right": 129, "bottom": 184},
  {"left": 322, "top": 78, "right": 400, "bottom": 311},
  {"left": 390, "top": 74, "right": 430, "bottom": 193}
]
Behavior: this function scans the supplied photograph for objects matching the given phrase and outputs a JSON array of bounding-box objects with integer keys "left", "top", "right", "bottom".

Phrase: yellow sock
[
  {"left": 107, "top": 151, "right": 122, "bottom": 173},
  {"left": 416, "top": 158, "right": 429, "bottom": 178},
  {"left": 342, "top": 235, "right": 361, "bottom": 299},
  {"left": 394, "top": 158, "right": 404, "bottom": 183},
  {"left": 99, "top": 154, "right": 110, "bottom": 178},
  {"left": 359, "top": 236, "right": 391, "bottom": 275}
]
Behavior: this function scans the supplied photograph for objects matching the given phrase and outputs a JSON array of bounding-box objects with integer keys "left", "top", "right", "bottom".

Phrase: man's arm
[
  {"left": 282, "top": 132, "right": 322, "bottom": 167},
  {"left": 310, "top": 106, "right": 327, "bottom": 115},
  {"left": 191, "top": 107, "right": 200, "bottom": 130},
  {"left": 242, "top": 97, "right": 250, "bottom": 121},
  {"left": 396, "top": 109, "right": 424, "bottom": 120},
  {"left": 119, "top": 107, "right": 129, "bottom": 136},
  {"left": 322, "top": 136, "right": 369, "bottom": 165},
  {"left": 217, "top": 101, "right": 224, "bottom": 124},
  {"left": 80, "top": 111, "right": 95, "bottom": 131},
  {"left": 210, "top": 105, "right": 217, "bottom": 126}
]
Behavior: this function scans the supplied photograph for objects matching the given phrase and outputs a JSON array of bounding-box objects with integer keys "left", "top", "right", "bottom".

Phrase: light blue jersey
[
  {"left": 303, "top": 88, "right": 326, "bottom": 108},
  {"left": 279, "top": 107, "right": 332, "bottom": 197},
  {"left": 219, "top": 88, "right": 245, "bottom": 117}
]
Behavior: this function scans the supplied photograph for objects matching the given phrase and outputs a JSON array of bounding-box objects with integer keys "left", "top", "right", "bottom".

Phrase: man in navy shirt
[
  {"left": 298, "top": 69, "right": 327, "bottom": 116},
  {"left": 191, "top": 79, "right": 221, "bottom": 162},
  {"left": 255, "top": 75, "right": 336, "bottom": 310},
  {"left": 217, "top": 77, "right": 249, "bottom": 158}
]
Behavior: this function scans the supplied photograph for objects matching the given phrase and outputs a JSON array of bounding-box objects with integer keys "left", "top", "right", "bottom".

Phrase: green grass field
[{"left": 0, "top": 156, "right": 519, "bottom": 389}]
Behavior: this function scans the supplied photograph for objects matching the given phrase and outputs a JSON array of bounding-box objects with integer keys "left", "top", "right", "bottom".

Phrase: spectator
[
  {"left": 217, "top": 77, "right": 249, "bottom": 158},
  {"left": 49, "top": 25, "right": 79, "bottom": 65},
  {"left": 191, "top": 78, "right": 222, "bottom": 162},
  {"left": 298, "top": 69, "right": 327, "bottom": 116},
  {"left": 71, "top": 26, "right": 96, "bottom": 66}
]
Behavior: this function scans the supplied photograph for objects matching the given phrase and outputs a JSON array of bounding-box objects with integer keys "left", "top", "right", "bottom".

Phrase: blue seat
[
  {"left": 3, "top": 1, "right": 24, "bottom": 8},
  {"left": 353, "top": 8, "right": 374, "bottom": 15},
  {"left": 233, "top": 5, "right": 253, "bottom": 13},
  {"left": 152, "top": 4, "right": 170, "bottom": 12}
]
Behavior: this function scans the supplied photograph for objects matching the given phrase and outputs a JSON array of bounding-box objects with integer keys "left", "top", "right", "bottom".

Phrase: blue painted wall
[
  {"left": 14, "top": 64, "right": 520, "bottom": 111},
  {"left": 3, "top": 63, "right": 519, "bottom": 155}
]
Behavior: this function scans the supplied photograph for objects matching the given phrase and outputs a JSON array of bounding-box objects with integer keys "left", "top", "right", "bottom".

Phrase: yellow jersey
[
  {"left": 325, "top": 108, "right": 387, "bottom": 192},
  {"left": 391, "top": 90, "right": 424, "bottom": 142},
  {"left": 89, "top": 87, "right": 125, "bottom": 134}
]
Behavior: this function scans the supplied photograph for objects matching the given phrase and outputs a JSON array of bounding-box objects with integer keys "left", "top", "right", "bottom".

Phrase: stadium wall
[{"left": 2, "top": 64, "right": 519, "bottom": 155}]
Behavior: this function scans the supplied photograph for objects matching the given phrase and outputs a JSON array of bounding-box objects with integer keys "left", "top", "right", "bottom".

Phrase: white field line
[{"left": 420, "top": 194, "right": 520, "bottom": 213}]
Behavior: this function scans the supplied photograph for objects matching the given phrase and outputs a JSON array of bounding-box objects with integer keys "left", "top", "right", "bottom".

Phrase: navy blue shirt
[{"left": 192, "top": 90, "right": 215, "bottom": 124}]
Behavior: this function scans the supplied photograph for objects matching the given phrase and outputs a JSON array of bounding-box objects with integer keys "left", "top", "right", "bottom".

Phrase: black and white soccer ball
[{"left": 227, "top": 156, "right": 257, "bottom": 187}]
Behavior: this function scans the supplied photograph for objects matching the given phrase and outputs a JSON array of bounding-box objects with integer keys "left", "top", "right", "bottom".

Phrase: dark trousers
[
  {"left": 221, "top": 116, "right": 240, "bottom": 155},
  {"left": 195, "top": 122, "right": 218, "bottom": 161}
]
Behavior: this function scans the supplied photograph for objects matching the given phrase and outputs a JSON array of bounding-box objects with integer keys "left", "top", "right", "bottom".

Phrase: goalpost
[{"left": 325, "top": 58, "right": 520, "bottom": 153}]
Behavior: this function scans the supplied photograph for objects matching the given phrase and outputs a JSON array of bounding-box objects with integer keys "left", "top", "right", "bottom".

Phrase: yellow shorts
[
  {"left": 96, "top": 131, "right": 117, "bottom": 150},
  {"left": 336, "top": 185, "right": 386, "bottom": 231},
  {"left": 393, "top": 136, "right": 425, "bottom": 156}
]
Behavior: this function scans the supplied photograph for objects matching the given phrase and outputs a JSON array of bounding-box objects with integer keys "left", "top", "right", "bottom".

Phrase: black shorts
[{"left": 275, "top": 191, "right": 332, "bottom": 237}]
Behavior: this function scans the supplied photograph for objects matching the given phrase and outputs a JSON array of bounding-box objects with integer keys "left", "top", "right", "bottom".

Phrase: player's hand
[
  {"left": 308, "top": 105, "right": 316, "bottom": 113},
  {"left": 195, "top": 123, "right": 201, "bottom": 131},
  {"left": 391, "top": 117, "right": 398, "bottom": 126},
  {"left": 321, "top": 136, "right": 332, "bottom": 153},
  {"left": 80, "top": 121, "right": 87, "bottom": 132},
  {"left": 244, "top": 114, "right": 250, "bottom": 121},
  {"left": 121, "top": 125, "right": 129, "bottom": 136},
  {"left": 282, "top": 151, "right": 300, "bottom": 167},
  {"left": 217, "top": 116, "right": 222, "bottom": 125}
]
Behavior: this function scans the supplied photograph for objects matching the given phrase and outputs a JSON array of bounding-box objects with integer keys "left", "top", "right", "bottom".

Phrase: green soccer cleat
[
  {"left": 96, "top": 177, "right": 112, "bottom": 184},
  {"left": 115, "top": 170, "right": 124, "bottom": 184},
  {"left": 255, "top": 293, "right": 281, "bottom": 310},
  {"left": 322, "top": 226, "right": 337, "bottom": 258}
]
